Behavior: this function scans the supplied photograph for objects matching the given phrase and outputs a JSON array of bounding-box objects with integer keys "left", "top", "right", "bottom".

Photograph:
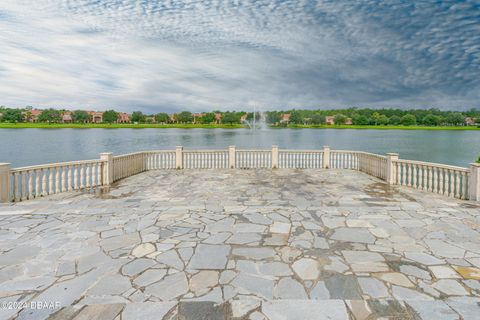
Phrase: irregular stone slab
[
  {"left": 358, "top": 277, "right": 389, "bottom": 298},
  {"left": 392, "top": 285, "right": 433, "bottom": 300},
  {"left": 453, "top": 266, "right": 480, "bottom": 280},
  {"left": 270, "top": 222, "right": 291, "bottom": 234},
  {"left": 446, "top": 298, "right": 480, "bottom": 320},
  {"left": 231, "top": 273, "right": 274, "bottom": 299},
  {"left": 226, "top": 233, "right": 262, "bottom": 245},
  {"left": 100, "top": 233, "right": 141, "bottom": 252},
  {"left": 122, "top": 258, "right": 156, "bottom": 276},
  {"left": 377, "top": 273, "right": 413, "bottom": 288},
  {"left": 274, "top": 277, "right": 307, "bottom": 299},
  {"left": 405, "top": 252, "right": 444, "bottom": 266},
  {"left": 292, "top": 258, "right": 319, "bottom": 280},
  {"left": 88, "top": 274, "right": 132, "bottom": 296},
  {"left": 122, "top": 302, "right": 177, "bottom": 320},
  {"left": 433, "top": 280, "right": 469, "bottom": 296},
  {"left": 331, "top": 228, "right": 375, "bottom": 244},
  {"left": 133, "top": 269, "right": 167, "bottom": 287},
  {"left": 178, "top": 301, "right": 228, "bottom": 320},
  {"left": 424, "top": 239, "right": 465, "bottom": 259},
  {"left": 156, "top": 250, "right": 184, "bottom": 270},
  {"left": 324, "top": 275, "right": 362, "bottom": 299},
  {"left": 132, "top": 243, "right": 156, "bottom": 257},
  {"left": 145, "top": 272, "right": 189, "bottom": 300},
  {"left": 189, "top": 271, "right": 219, "bottom": 295},
  {"left": 262, "top": 300, "right": 349, "bottom": 320},
  {"left": 406, "top": 300, "right": 458, "bottom": 320},
  {"left": 230, "top": 300, "right": 261, "bottom": 318},
  {"left": 232, "top": 247, "right": 276, "bottom": 260},
  {"left": 0, "top": 245, "right": 40, "bottom": 266},
  {"left": 70, "top": 304, "right": 124, "bottom": 320},
  {"left": 310, "top": 281, "right": 330, "bottom": 299},
  {"left": 188, "top": 244, "right": 230, "bottom": 269},
  {"left": 429, "top": 266, "right": 461, "bottom": 279},
  {"left": 399, "top": 265, "right": 431, "bottom": 280},
  {"left": 258, "top": 261, "right": 292, "bottom": 276}
]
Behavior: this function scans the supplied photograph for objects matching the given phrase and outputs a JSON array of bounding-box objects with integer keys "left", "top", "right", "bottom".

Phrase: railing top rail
[
  {"left": 183, "top": 150, "right": 229, "bottom": 153},
  {"left": 12, "top": 159, "right": 106, "bottom": 172},
  {"left": 280, "top": 149, "right": 324, "bottom": 153},
  {"left": 113, "top": 151, "right": 146, "bottom": 158},
  {"left": 394, "top": 158, "right": 469, "bottom": 172}
]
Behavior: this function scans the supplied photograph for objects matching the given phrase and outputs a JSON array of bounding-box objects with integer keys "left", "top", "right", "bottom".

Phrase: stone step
[{"left": 34, "top": 298, "right": 478, "bottom": 320}]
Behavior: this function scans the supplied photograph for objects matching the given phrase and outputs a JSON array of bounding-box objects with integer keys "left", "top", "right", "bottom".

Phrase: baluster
[
  {"left": 41, "top": 169, "right": 47, "bottom": 196},
  {"left": 73, "top": 165, "right": 78, "bottom": 190},
  {"left": 27, "top": 170, "right": 33, "bottom": 199},
  {"left": 86, "top": 164, "right": 91, "bottom": 188},
  {"left": 454, "top": 172, "right": 461, "bottom": 198},
  {"left": 80, "top": 165, "right": 85, "bottom": 189},
  {"left": 98, "top": 162, "right": 102, "bottom": 185},
  {"left": 432, "top": 167, "right": 438, "bottom": 193},
  {"left": 34, "top": 170, "right": 40, "bottom": 198},
  {"left": 21, "top": 172, "right": 27, "bottom": 201},
  {"left": 426, "top": 166, "right": 432, "bottom": 192},
  {"left": 12, "top": 172, "right": 17, "bottom": 202},
  {"left": 461, "top": 171, "right": 467, "bottom": 199}
]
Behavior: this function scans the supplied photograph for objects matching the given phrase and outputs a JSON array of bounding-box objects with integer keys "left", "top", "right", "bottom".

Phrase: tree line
[{"left": 0, "top": 106, "right": 479, "bottom": 126}]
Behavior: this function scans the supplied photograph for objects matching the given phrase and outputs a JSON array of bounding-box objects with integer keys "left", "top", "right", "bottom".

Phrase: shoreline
[{"left": 0, "top": 123, "right": 479, "bottom": 130}]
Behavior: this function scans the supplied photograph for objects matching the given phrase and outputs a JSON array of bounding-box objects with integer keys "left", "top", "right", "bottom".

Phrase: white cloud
[{"left": 0, "top": 0, "right": 479, "bottom": 113}]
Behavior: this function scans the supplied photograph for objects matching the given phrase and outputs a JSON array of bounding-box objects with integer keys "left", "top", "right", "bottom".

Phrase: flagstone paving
[{"left": 0, "top": 169, "right": 479, "bottom": 319}]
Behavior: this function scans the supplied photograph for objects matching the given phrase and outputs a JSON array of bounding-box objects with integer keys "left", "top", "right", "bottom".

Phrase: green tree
[
  {"left": 38, "top": 108, "right": 61, "bottom": 123},
  {"left": 177, "top": 111, "right": 193, "bottom": 123},
  {"left": 401, "top": 114, "right": 417, "bottom": 126},
  {"left": 311, "top": 114, "right": 325, "bottom": 125},
  {"left": 200, "top": 112, "right": 216, "bottom": 124},
  {"left": 102, "top": 110, "right": 118, "bottom": 123},
  {"left": 334, "top": 114, "right": 347, "bottom": 125},
  {"left": 1, "top": 108, "right": 23, "bottom": 122},
  {"left": 445, "top": 112, "right": 464, "bottom": 125},
  {"left": 131, "top": 111, "right": 146, "bottom": 123},
  {"left": 377, "top": 114, "right": 389, "bottom": 125},
  {"left": 222, "top": 112, "right": 240, "bottom": 124},
  {"left": 352, "top": 114, "right": 369, "bottom": 125},
  {"left": 155, "top": 112, "right": 170, "bottom": 123},
  {"left": 389, "top": 115, "right": 401, "bottom": 125},
  {"left": 72, "top": 110, "right": 90, "bottom": 123},
  {"left": 266, "top": 112, "right": 281, "bottom": 124},
  {"left": 289, "top": 110, "right": 303, "bottom": 124},
  {"left": 422, "top": 114, "right": 442, "bottom": 126}
]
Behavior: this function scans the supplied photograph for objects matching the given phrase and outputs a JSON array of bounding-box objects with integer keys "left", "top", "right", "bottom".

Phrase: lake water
[{"left": 1, "top": 128, "right": 479, "bottom": 168}]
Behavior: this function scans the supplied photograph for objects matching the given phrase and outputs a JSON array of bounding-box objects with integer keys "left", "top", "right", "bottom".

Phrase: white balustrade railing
[
  {"left": 236, "top": 150, "right": 272, "bottom": 169},
  {"left": 113, "top": 152, "right": 146, "bottom": 181},
  {"left": 144, "top": 151, "right": 176, "bottom": 170},
  {"left": 394, "top": 159, "right": 469, "bottom": 199},
  {"left": 8, "top": 160, "right": 105, "bottom": 202},
  {"left": 358, "top": 152, "right": 388, "bottom": 180},
  {"left": 1, "top": 146, "right": 479, "bottom": 203},
  {"left": 183, "top": 150, "right": 228, "bottom": 169},
  {"left": 279, "top": 150, "right": 324, "bottom": 169}
]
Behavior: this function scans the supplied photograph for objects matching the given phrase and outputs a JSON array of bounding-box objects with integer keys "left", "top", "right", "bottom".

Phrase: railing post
[
  {"left": 228, "top": 146, "right": 236, "bottom": 169},
  {"left": 323, "top": 146, "right": 330, "bottom": 169},
  {"left": 176, "top": 146, "right": 184, "bottom": 169},
  {"left": 0, "top": 163, "right": 11, "bottom": 203},
  {"left": 272, "top": 145, "right": 279, "bottom": 169},
  {"left": 99, "top": 153, "right": 113, "bottom": 185},
  {"left": 468, "top": 163, "right": 480, "bottom": 201},
  {"left": 386, "top": 153, "right": 399, "bottom": 184}
]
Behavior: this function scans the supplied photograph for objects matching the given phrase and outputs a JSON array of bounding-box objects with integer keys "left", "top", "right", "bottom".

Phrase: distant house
[
  {"left": 117, "top": 112, "right": 131, "bottom": 123},
  {"left": 26, "top": 109, "right": 42, "bottom": 122},
  {"left": 465, "top": 117, "right": 477, "bottom": 126},
  {"left": 240, "top": 114, "right": 248, "bottom": 122},
  {"left": 325, "top": 116, "right": 335, "bottom": 125},
  {"left": 280, "top": 113, "right": 290, "bottom": 124},
  {"left": 215, "top": 113, "right": 222, "bottom": 124},
  {"left": 193, "top": 113, "right": 205, "bottom": 124},
  {"left": 88, "top": 111, "right": 103, "bottom": 123},
  {"left": 170, "top": 113, "right": 178, "bottom": 123},
  {"left": 145, "top": 116, "right": 155, "bottom": 123},
  {"left": 345, "top": 118, "right": 353, "bottom": 125},
  {"left": 62, "top": 111, "right": 72, "bottom": 123}
]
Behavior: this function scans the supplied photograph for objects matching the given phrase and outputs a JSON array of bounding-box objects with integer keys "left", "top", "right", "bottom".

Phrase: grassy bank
[
  {"left": 0, "top": 122, "right": 479, "bottom": 130},
  {"left": 0, "top": 123, "right": 245, "bottom": 129},
  {"left": 280, "top": 124, "right": 480, "bottom": 130}
]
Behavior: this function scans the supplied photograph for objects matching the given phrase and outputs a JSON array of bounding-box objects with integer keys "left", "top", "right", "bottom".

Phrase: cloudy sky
[{"left": 0, "top": 1, "right": 479, "bottom": 113}]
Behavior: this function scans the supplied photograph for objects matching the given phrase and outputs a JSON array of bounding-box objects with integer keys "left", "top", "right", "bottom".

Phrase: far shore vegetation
[{"left": 0, "top": 106, "right": 479, "bottom": 130}]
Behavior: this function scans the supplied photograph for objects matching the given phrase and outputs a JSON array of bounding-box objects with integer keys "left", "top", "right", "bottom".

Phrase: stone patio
[{"left": 0, "top": 169, "right": 479, "bottom": 319}]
